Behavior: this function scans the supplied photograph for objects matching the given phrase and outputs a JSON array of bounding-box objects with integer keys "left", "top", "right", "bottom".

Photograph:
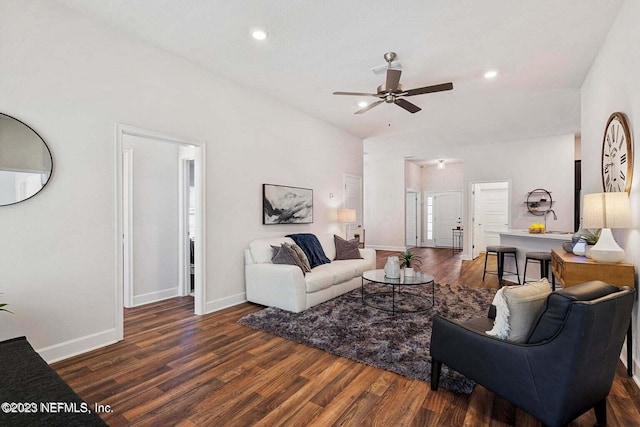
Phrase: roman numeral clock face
[{"left": 601, "top": 112, "right": 633, "bottom": 193}]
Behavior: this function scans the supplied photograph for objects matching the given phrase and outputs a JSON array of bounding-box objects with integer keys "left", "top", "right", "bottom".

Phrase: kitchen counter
[
  {"left": 487, "top": 230, "right": 573, "bottom": 284},
  {"left": 496, "top": 229, "right": 573, "bottom": 241}
]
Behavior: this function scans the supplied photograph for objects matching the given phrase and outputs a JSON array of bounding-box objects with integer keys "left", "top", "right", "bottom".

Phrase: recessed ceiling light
[
  {"left": 358, "top": 101, "right": 368, "bottom": 108},
  {"left": 484, "top": 70, "right": 498, "bottom": 79},
  {"left": 251, "top": 28, "right": 268, "bottom": 41}
]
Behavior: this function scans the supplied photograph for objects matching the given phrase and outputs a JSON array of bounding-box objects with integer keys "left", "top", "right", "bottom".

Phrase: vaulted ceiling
[{"left": 57, "top": 0, "right": 624, "bottom": 145}]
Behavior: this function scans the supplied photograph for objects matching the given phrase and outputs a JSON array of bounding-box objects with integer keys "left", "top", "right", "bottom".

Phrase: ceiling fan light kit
[{"left": 333, "top": 52, "right": 453, "bottom": 114}]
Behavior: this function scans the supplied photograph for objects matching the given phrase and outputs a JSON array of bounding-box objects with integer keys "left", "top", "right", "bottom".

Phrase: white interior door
[
  {"left": 472, "top": 182, "right": 509, "bottom": 258},
  {"left": 406, "top": 191, "right": 418, "bottom": 247},
  {"left": 343, "top": 174, "right": 362, "bottom": 239},
  {"left": 435, "top": 192, "right": 462, "bottom": 247}
]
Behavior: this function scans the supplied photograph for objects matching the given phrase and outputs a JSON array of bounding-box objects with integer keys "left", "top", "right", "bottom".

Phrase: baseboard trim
[
  {"left": 620, "top": 342, "right": 640, "bottom": 387},
  {"left": 205, "top": 292, "right": 246, "bottom": 314},
  {"left": 133, "top": 287, "right": 180, "bottom": 307},
  {"left": 37, "top": 328, "right": 119, "bottom": 364},
  {"left": 366, "top": 245, "right": 407, "bottom": 251}
]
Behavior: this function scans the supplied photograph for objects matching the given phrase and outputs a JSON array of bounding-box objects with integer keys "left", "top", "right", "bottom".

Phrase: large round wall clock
[{"left": 601, "top": 112, "right": 633, "bottom": 192}]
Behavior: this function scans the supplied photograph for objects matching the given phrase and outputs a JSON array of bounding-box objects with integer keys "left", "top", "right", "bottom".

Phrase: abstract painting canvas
[{"left": 263, "top": 184, "right": 313, "bottom": 224}]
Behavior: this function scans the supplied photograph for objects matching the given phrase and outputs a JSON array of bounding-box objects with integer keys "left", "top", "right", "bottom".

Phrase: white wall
[
  {"left": 0, "top": 0, "right": 362, "bottom": 361},
  {"left": 421, "top": 162, "right": 464, "bottom": 192},
  {"left": 123, "top": 134, "right": 180, "bottom": 305},
  {"left": 581, "top": 0, "right": 640, "bottom": 381},
  {"left": 364, "top": 134, "right": 575, "bottom": 255},
  {"left": 404, "top": 161, "right": 422, "bottom": 191}
]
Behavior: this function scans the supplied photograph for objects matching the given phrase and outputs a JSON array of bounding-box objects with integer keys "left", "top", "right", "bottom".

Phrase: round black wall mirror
[{"left": 0, "top": 113, "right": 53, "bottom": 206}]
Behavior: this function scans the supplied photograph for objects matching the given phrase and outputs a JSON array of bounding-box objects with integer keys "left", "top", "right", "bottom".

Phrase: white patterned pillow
[{"left": 486, "top": 279, "right": 551, "bottom": 343}]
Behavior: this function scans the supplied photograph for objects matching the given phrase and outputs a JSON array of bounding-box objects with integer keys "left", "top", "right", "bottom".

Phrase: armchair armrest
[
  {"left": 430, "top": 315, "right": 540, "bottom": 402},
  {"left": 245, "top": 263, "right": 307, "bottom": 312}
]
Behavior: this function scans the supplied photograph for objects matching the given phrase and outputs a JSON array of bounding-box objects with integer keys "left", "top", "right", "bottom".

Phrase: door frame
[
  {"left": 469, "top": 180, "right": 510, "bottom": 259},
  {"left": 342, "top": 173, "right": 362, "bottom": 239},
  {"left": 405, "top": 190, "right": 420, "bottom": 248},
  {"left": 114, "top": 123, "right": 207, "bottom": 341}
]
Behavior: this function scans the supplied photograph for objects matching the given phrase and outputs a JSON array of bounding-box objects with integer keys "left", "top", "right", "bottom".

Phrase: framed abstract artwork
[{"left": 263, "top": 184, "right": 313, "bottom": 224}]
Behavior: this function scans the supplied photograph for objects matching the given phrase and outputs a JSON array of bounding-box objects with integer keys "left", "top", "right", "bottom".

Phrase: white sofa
[{"left": 245, "top": 234, "right": 376, "bottom": 313}]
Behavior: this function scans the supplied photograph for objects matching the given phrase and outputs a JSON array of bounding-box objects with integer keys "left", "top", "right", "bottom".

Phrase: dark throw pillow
[
  {"left": 271, "top": 245, "right": 306, "bottom": 275},
  {"left": 286, "top": 233, "right": 331, "bottom": 268},
  {"left": 334, "top": 235, "right": 363, "bottom": 260},
  {"left": 284, "top": 242, "right": 312, "bottom": 272}
]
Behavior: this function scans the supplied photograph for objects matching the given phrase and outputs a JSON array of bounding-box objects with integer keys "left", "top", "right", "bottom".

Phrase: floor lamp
[
  {"left": 582, "top": 192, "right": 631, "bottom": 263},
  {"left": 337, "top": 208, "right": 356, "bottom": 239}
]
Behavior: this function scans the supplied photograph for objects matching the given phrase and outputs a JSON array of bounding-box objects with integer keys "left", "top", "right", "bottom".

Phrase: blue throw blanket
[{"left": 286, "top": 233, "right": 331, "bottom": 269}]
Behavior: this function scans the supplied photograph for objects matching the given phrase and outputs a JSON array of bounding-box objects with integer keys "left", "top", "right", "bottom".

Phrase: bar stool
[
  {"left": 523, "top": 251, "right": 552, "bottom": 284},
  {"left": 483, "top": 246, "right": 520, "bottom": 286}
]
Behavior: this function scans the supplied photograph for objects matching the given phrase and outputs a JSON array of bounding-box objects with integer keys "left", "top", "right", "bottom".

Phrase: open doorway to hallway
[{"left": 115, "top": 124, "right": 206, "bottom": 340}]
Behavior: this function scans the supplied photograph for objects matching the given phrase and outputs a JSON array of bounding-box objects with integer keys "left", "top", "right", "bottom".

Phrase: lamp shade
[
  {"left": 582, "top": 192, "right": 631, "bottom": 229},
  {"left": 337, "top": 208, "right": 356, "bottom": 223}
]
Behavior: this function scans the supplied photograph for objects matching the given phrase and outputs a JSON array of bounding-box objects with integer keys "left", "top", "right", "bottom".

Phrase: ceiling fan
[{"left": 333, "top": 52, "right": 453, "bottom": 114}]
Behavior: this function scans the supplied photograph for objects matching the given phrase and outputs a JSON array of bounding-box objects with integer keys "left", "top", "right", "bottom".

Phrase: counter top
[{"left": 489, "top": 229, "right": 573, "bottom": 241}]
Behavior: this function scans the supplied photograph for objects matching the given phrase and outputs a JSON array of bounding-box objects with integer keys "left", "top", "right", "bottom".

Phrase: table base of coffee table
[{"left": 361, "top": 280, "right": 434, "bottom": 314}]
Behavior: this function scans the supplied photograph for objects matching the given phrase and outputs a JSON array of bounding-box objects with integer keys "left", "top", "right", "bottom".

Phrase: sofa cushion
[
  {"left": 316, "top": 233, "right": 336, "bottom": 260},
  {"left": 334, "top": 235, "right": 363, "bottom": 260},
  {"left": 332, "top": 259, "right": 371, "bottom": 276},
  {"left": 304, "top": 268, "right": 336, "bottom": 293},
  {"left": 250, "top": 237, "right": 295, "bottom": 264},
  {"left": 304, "top": 262, "right": 357, "bottom": 293},
  {"left": 287, "top": 233, "right": 331, "bottom": 268},
  {"left": 486, "top": 279, "right": 551, "bottom": 343}
]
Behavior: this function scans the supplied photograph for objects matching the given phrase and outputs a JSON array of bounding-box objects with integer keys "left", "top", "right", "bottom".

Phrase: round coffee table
[{"left": 361, "top": 269, "right": 435, "bottom": 314}]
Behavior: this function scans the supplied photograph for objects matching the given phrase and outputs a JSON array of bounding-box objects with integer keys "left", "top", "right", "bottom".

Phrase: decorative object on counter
[
  {"left": 528, "top": 223, "right": 545, "bottom": 234},
  {"left": 526, "top": 188, "right": 553, "bottom": 216},
  {"left": 399, "top": 250, "right": 422, "bottom": 277},
  {"left": 572, "top": 228, "right": 600, "bottom": 258},
  {"left": 562, "top": 241, "right": 575, "bottom": 253},
  {"left": 572, "top": 238, "right": 587, "bottom": 256},
  {"left": 383, "top": 256, "right": 400, "bottom": 278},
  {"left": 601, "top": 112, "right": 633, "bottom": 193},
  {"left": 582, "top": 192, "right": 631, "bottom": 263}
]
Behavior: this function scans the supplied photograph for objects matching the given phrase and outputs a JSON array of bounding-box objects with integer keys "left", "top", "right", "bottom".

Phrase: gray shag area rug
[{"left": 238, "top": 283, "right": 496, "bottom": 394}]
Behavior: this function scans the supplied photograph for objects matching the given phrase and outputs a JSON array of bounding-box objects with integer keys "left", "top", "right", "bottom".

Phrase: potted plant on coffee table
[{"left": 399, "top": 250, "right": 422, "bottom": 277}]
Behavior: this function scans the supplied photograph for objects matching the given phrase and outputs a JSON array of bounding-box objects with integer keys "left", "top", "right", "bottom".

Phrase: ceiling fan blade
[
  {"left": 333, "top": 91, "right": 379, "bottom": 97},
  {"left": 386, "top": 69, "right": 402, "bottom": 92},
  {"left": 394, "top": 98, "right": 421, "bottom": 113},
  {"left": 403, "top": 82, "right": 453, "bottom": 97},
  {"left": 355, "top": 100, "right": 384, "bottom": 114}
]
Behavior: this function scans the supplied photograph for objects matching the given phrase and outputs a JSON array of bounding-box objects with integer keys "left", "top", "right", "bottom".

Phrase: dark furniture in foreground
[
  {"left": 0, "top": 336, "right": 107, "bottom": 427},
  {"left": 430, "top": 281, "right": 635, "bottom": 427}
]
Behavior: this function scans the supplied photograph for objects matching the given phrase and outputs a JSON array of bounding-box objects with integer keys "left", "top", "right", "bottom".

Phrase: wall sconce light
[{"left": 437, "top": 160, "right": 445, "bottom": 170}]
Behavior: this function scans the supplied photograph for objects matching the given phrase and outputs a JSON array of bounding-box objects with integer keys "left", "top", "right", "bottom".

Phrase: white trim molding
[
  {"left": 38, "top": 328, "right": 119, "bottom": 364},
  {"left": 114, "top": 123, "right": 207, "bottom": 343}
]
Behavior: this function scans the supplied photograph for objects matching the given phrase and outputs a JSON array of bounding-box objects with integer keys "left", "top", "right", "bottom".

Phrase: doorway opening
[
  {"left": 115, "top": 124, "right": 206, "bottom": 341},
  {"left": 470, "top": 181, "right": 510, "bottom": 259}
]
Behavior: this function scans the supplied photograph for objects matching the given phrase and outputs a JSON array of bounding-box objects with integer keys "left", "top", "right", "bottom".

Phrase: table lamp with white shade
[
  {"left": 337, "top": 208, "right": 357, "bottom": 239},
  {"left": 582, "top": 192, "right": 631, "bottom": 263}
]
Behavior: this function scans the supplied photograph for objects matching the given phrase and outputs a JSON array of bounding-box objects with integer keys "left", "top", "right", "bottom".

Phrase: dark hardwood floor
[{"left": 52, "top": 248, "right": 640, "bottom": 426}]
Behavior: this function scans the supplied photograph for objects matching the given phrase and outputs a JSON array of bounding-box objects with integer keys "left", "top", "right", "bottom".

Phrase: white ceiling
[{"left": 56, "top": 0, "right": 623, "bottom": 145}]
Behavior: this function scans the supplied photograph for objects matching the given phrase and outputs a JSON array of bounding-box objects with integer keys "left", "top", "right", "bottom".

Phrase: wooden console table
[{"left": 551, "top": 248, "right": 636, "bottom": 375}]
